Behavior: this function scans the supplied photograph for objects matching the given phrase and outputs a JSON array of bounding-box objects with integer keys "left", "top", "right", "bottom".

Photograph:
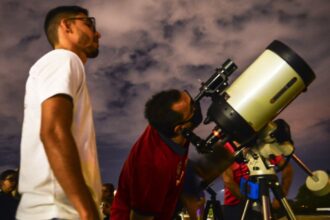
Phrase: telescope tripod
[
  {"left": 203, "top": 187, "right": 224, "bottom": 220},
  {"left": 240, "top": 149, "right": 296, "bottom": 220},
  {"left": 240, "top": 174, "right": 295, "bottom": 220}
]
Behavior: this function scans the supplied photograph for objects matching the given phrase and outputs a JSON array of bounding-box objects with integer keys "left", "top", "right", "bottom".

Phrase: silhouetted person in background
[
  {"left": 0, "top": 169, "right": 19, "bottom": 220},
  {"left": 101, "top": 183, "right": 115, "bottom": 220}
]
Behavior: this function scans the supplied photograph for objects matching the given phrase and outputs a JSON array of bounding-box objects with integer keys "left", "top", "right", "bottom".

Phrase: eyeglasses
[{"left": 66, "top": 17, "right": 96, "bottom": 32}]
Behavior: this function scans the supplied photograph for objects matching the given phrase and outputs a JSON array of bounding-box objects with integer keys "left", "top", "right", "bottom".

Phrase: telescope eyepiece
[{"left": 221, "top": 59, "right": 238, "bottom": 76}]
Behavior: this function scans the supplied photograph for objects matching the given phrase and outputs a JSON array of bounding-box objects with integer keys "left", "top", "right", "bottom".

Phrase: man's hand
[
  {"left": 272, "top": 199, "right": 281, "bottom": 210},
  {"left": 222, "top": 167, "right": 245, "bottom": 200},
  {"left": 181, "top": 194, "right": 205, "bottom": 220}
]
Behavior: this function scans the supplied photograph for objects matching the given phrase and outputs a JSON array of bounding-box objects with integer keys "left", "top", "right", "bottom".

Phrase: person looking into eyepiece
[{"left": 111, "top": 89, "right": 203, "bottom": 220}]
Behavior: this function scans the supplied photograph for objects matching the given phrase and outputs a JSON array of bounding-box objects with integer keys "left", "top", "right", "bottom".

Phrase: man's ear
[
  {"left": 174, "top": 124, "right": 184, "bottom": 135},
  {"left": 60, "top": 19, "right": 72, "bottom": 33}
]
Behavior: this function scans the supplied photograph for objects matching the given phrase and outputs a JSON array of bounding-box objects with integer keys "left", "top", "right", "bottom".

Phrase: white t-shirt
[{"left": 17, "top": 49, "right": 102, "bottom": 220}]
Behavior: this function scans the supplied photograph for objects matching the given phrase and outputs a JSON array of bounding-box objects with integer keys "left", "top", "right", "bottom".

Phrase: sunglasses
[{"left": 66, "top": 17, "right": 96, "bottom": 32}]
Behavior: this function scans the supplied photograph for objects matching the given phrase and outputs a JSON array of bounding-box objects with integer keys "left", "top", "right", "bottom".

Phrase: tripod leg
[
  {"left": 213, "top": 201, "right": 223, "bottom": 220},
  {"left": 240, "top": 199, "right": 250, "bottom": 220},
  {"left": 203, "top": 201, "right": 210, "bottom": 220},
  {"left": 271, "top": 181, "right": 296, "bottom": 220},
  {"left": 261, "top": 194, "right": 271, "bottom": 220},
  {"left": 259, "top": 178, "right": 272, "bottom": 220},
  {"left": 280, "top": 198, "right": 296, "bottom": 220}
]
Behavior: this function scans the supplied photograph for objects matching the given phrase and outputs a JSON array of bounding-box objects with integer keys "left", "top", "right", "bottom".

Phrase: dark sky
[{"left": 0, "top": 0, "right": 329, "bottom": 200}]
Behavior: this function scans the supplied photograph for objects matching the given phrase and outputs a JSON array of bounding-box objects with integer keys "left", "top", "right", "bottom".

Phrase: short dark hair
[
  {"left": 44, "top": 5, "right": 88, "bottom": 47},
  {"left": 144, "top": 89, "right": 183, "bottom": 137},
  {"left": 0, "top": 169, "right": 17, "bottom": 181},
  {"left": 273, "top": 119, "right": 293, "bottom": 144},
  {"left": 102, "top": 183, "right": 115, "bottom": 194}
]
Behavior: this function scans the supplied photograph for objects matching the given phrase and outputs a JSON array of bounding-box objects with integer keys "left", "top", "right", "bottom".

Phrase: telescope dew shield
[{"left": 208, "top": 40, "right": 315, "bottom": 143}]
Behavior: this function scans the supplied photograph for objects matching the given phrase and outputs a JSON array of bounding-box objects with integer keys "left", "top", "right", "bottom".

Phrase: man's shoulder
[
  {"left": 33, "top": 49, "right": 81, "bottom": 67},
  {"left": 30, "top": 49, "right": 84, "bottom": 76},
  {"left": 39, "top": 49, "right": 80, "bottom": 61},
  {"left": 134, "top": 126, "right": 174, "bottom": 154},
  {"left": 131, "top": 126, "right": 172, "bottom": 161}
]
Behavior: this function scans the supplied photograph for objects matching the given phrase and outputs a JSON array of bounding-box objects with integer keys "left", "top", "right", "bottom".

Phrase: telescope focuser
[{"left": 194, "top": 59, "right": 237, "bottom": 102}]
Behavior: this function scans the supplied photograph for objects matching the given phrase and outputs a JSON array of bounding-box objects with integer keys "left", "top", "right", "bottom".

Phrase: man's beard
[
  {"left": 86, "top": 46, "right": 99, "bottom": 58},
  {"left": 79, "top": 33, "right": 99, "bottom": 58}
]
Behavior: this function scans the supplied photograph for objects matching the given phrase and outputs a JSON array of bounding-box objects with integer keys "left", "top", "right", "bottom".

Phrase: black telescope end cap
[
  {"left": 267, "top": 40, "right": 315, "bottom": 86},
  {"left": 207, "top": 96, "right": 256, "bottom": 143}
]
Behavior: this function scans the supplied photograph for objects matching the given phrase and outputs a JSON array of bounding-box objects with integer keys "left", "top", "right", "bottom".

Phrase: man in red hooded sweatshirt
[{"left": 111, "top": 89, "right": 203, "bottom": 220}]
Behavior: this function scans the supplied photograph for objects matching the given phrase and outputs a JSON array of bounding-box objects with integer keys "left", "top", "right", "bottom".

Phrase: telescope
[
  {"left": 181, "top": 40, "right": 330, "bottom": 219},
  {"left": 182, "top": 40, "right": 315, "bottom": 152}
]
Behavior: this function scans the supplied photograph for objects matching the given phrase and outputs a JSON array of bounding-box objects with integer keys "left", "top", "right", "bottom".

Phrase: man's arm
[
  {"left": 130, "top": 210, "right": 154, "bottom": 220},
  {"left": 40, "top": 94, "right": 100, "bottom": 220},
  {"left": 280, "top": 162, "right": 293, "bottom": 196},
  {"left": 272, "top": 160, "right": 294, "bottom": 209},
  {"left": 222, "top": 167, "right": 244, "bottom": 200}
]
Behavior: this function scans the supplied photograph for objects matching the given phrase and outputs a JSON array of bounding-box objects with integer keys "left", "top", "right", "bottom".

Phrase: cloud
[
  {"left": 0, "top": 0, "right": 329, "bottom": 194},
  {"left": 0, "top": 133, "right": 20, "bottom": 168}
]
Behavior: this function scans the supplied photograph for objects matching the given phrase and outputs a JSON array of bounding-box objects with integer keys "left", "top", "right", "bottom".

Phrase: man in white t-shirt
[{"left": 17, "top": 6, "right": 102, "bottom": 220}]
